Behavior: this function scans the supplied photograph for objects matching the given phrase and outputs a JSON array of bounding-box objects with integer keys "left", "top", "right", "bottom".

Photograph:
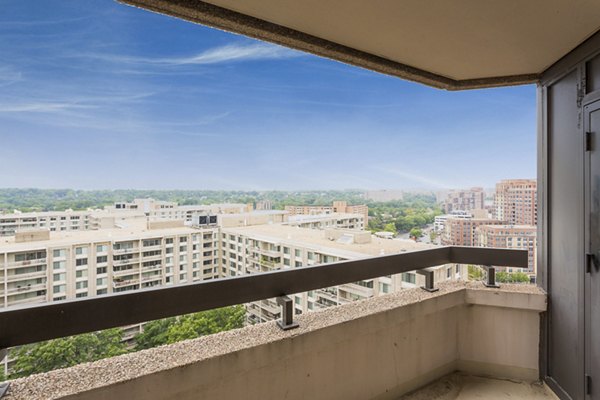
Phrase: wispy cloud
[
  {"left": 77, "top": 43, "right": 302, "bottom": 66},
  {"left": 0, "top": 102, "right": 94, "bottom": 113},
  {"left": 370, "top": 165, "right": 450, "bottom": 189},
  {"left": 0, "top": 65, "right": 23, "bottom": 87}
]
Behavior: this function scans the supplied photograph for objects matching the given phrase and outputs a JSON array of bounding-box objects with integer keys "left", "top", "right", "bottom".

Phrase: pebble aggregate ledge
[{"left": 3, "top": 281, "right": 545, "bottom": 400}]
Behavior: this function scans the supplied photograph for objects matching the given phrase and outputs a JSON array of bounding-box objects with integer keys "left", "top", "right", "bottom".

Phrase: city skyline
[{"left": 0, "top": 0, "right": 536, "bottom": 191}]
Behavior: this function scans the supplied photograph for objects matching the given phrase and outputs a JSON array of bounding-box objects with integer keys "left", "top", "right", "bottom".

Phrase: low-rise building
[
  {"left": 284, "top": 201, "right": 369, "bottom": 226},
  {"left": 285, "top": 213, "right": 365, "bottom": 230}
]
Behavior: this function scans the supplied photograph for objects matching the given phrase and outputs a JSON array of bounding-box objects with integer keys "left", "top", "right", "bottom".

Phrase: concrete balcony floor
[{"left": 400, "top": 373, "right": 557, "bottom": 400}]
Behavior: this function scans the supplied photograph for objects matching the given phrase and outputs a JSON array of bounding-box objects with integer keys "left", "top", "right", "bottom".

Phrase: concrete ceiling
[{"left": 120, "top": 0, "right": 600, "bottom": 90}]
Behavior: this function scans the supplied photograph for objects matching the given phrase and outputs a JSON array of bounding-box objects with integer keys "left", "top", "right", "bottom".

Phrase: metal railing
[{"left": 0, "top": 246, "right": 526, "bottom": 349}]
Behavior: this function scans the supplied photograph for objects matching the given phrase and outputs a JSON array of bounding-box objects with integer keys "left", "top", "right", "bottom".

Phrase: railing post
[
  {"left": 482, "top": 265, "right": 500, "bottom": 288},
  {"left": 416, "top": 268, "right": 439, "bottom": 292},
  {"left": 0, "top": 348, "right": 8, "bottom": 398},
  {"left": 276, "top": 295, "right": 299, "bottom": 331}
]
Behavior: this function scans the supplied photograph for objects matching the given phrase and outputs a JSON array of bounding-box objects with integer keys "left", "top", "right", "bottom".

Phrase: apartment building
[
  {"left": 442, "top": 187, "right": 485, "bottom": 213},
  {"left": 285, "top": 201, "right": 369, "bottom": 226},
  {"left": 0, "top": 224, "right": 220, "bottom": 311},
  {"left": 441, "top": 217, "right": 505, "bottom": 247},
  {"left": 433, "top": 210, "right": 471, "bottom": 233},
  {"left": 109, "top": 199, "right": 251, "bottom": 222},
  {"left": 0, "top": 209, "right": 148, "bottom": 237},
  {"left": 475, "top": 225, "right": 537, "bottom": 274},
  {"left": 219, "top": 225, "right": 465, "bottom": 324},
  {"left": 494, "top": 179, "right": 537, "bottom": 225},
  {"left": 286, "top": 213, "right": 365, "bottom": 230},
  {"left": 254, "top": 200, "right": 272, "bottom": 210}
]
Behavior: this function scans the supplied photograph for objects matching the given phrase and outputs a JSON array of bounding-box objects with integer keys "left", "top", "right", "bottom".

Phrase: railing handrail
[{"left": 0, "top": 246, "right": 527, "bottom": 348}]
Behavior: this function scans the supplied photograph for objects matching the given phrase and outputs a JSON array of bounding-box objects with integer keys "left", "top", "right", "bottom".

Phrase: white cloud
[
  {"left": 0, "top": 102, "right": 94, "bottom": 113},
  {"left": 0, "top": 65, "right": 23, "bottom": 87},
  {"left": 370, "top": 165, "right": 450, "bottom": 189},
  {"left": 79, "top": 43, "right": 302, "bottom": 66}
]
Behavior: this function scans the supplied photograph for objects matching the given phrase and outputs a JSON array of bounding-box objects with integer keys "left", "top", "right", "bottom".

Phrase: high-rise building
[
  {"left": 494, "top": 179, "right": 537, "bottom": 225},
  {"left": 442, "top": 187, "right": 485, "bottom": 213},
  {"left": 475, "top": 224, "right": 537, "bottom": 274}
]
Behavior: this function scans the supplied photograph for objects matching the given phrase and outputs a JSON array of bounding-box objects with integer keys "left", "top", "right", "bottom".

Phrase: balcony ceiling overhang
[{"left": 119, "top": 0, "right": 600, "bottom": 90}]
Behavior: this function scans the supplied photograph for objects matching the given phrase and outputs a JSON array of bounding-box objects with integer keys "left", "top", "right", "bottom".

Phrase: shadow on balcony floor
[{"left": 400, "top": 373, "right": 557, "bottom": 400}]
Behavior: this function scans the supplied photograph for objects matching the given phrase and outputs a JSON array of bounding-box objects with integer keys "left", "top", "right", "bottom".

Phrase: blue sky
[{"left": 0, "top": 0, "right": 536, "bottom": 191}]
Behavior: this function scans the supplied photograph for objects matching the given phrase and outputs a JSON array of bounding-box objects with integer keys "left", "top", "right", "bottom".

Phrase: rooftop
[
  {"left": 223, "top": 224, "right": 432, "bottom": 258},
  {"left": 0, "top": 225, "right": 201, "bottom": 252}
]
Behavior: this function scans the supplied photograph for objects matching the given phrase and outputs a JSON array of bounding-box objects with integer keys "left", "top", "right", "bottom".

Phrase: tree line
[{"left": 6, "top": 306, "right": 245, "bottom": 379}]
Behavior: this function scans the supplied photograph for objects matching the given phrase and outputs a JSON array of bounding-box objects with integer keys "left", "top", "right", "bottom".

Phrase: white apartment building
[
  {"left": 108, "top": 199, "right": 251, "bottom": 222},
  {"left": 433, "top": 210, "right": 472, "bottom": 233},
  {"left": 0, "top": 209, "right": 150, "bottom": 237},
  {"left": 285, "top": 213, "right": 365, "bottom": 230},
  {"left": 0, "top": 224, "right": 220, "bottom": 310},
  {"left": 219, "top": 225, "right": 465, "bottom": 324},
  {"left": 0, "top": 200, "right": 256, "bottom": 237}
]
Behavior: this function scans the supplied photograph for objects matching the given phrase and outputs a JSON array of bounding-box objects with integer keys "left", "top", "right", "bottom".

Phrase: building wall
[
  {"left": 0, "top": 228, "right": 220, "bottom": 310},
  {"left": 442, "top": 218, "right": 505, "bottom": 247},
  {"left": 284, "top": 201, "right": 369, "bottom": 228},
  {"left": 219, "top": 228, "right": 465, "bottom": 325},
  {"left": 475, "top": 225, "right": 537, "bottom": 274},
  {"left": 494, "top": 180, "right": 537, "bottom": 225},
  {"left": 538, "top": 31, "right": 600, "bottom": 399},
  {"left": 443, "top": 187, "right": 485, "bottom": 213}
]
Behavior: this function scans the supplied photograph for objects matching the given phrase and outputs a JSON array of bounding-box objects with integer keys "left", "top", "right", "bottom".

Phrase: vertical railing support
[
  {"left": 482, "top": 265, "right": 500, "bottom": 288},
  {"left": 416, "top": 268, "right": 439, "bottom": 292},
  {"left": 276, "top": 295, "right": 299, "bottom": 331},
  {"left": 0, "top": 348, "right": 8, "bottom": 398}
]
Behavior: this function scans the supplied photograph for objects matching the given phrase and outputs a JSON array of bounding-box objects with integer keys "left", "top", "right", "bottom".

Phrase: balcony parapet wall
[{"left": 4, "top": 281, "right": 546, "bottom": 400}]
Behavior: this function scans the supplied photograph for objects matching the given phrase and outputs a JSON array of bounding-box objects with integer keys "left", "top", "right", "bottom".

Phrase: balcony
[
  {"left": 112, "top": 257, "right": 139, "bottom": 267},
  {"left": 0, "top": 248, "right": 535, "bottom": 397},
  {"left": 5, "top": 270, "right": 46, "bottom": 283},
  {"left": 112, "top": 248, "right": 138, "bottom": 255},
  {"left": 6, "top": 259, "right": 47, "bottom": 269},
  {"left": 2, "top": 281, "right": 551, "bottom": 400}
]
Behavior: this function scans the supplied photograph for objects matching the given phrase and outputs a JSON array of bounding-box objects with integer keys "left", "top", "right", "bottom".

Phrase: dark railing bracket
[
  {"left": 276, "top": 296, "right": 299, "bottom": 331},
  {"left": 482, "top": 265, "right": 500, "bottom": 288},
  {"left": 416, "top": 267, "right": 439, "bottom": 292},
  {"left": 0, "top": 383, "right": 9, "bottom": 399},
  {"left": 0, "top": 348, "right": 8, "bottom": 398}
]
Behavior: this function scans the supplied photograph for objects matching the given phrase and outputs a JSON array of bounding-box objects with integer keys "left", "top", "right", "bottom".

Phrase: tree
[
  {"left": 0, "top": 367, "right": 5, "bottom": 382},
  {"left": 383, "top": 222, "right": 397, "bottom": 234},
  {"left": 496, "top": 271, "right": 531, "bottom": 283},
  {"left": 409, "top": 227, "right": 422, "bottom": 239},
  {"left": 468, "top": 265, "right": 484, "bottom": 281},
  {"left": 135, "top": 306, "right": 245, "bottom": 350},
  {"left": 429, "top": 231, "right": 438, "bottom": 242},
  {"left": 10, "top": 329, "right": 127, "bottom": 378},
  {"left": 133, "top": 317, "right": 176, "bottom": 350}
]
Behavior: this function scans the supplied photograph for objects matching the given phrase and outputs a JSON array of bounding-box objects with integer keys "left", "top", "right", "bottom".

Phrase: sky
[{"left": 0, "top": 0, "right": 537, "bottom": 191}]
